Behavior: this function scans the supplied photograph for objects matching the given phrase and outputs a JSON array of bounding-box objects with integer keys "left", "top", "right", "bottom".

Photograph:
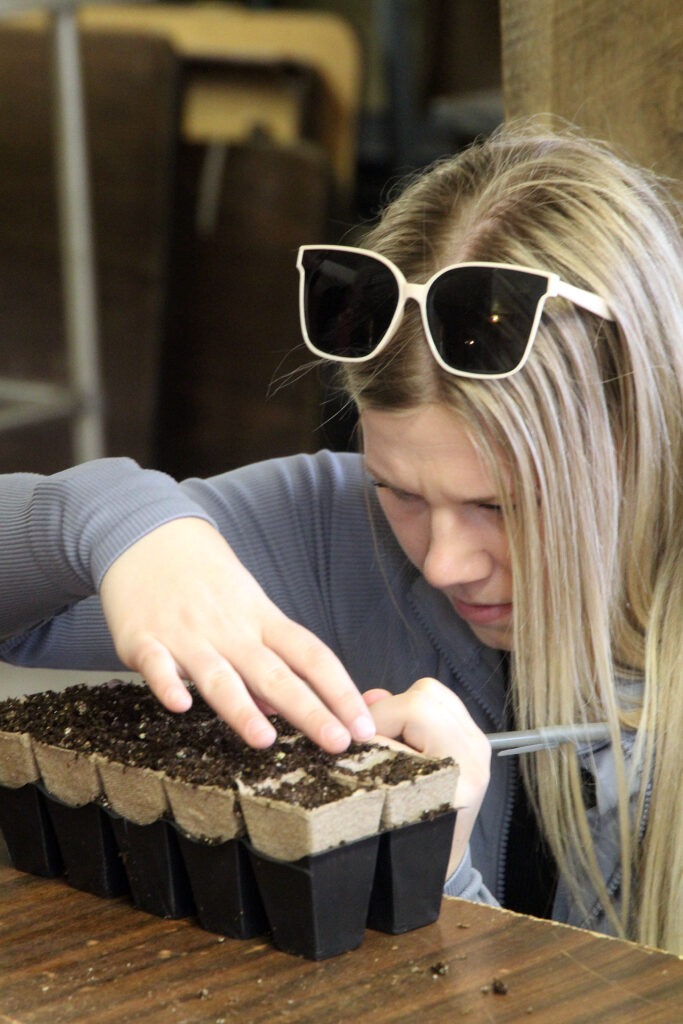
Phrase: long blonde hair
[{"left": 342, "top": 122, "right": 683, "bottom": 952}]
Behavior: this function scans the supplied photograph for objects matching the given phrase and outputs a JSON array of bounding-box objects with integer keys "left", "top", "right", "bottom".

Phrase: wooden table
[{"left": 1, "top": 836, "right": 681, "bottom": 1024}]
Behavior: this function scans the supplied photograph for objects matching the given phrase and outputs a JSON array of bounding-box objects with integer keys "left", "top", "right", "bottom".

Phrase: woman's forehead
[{"left": 360, "top": 405, "right": 503, "bottom": 496}]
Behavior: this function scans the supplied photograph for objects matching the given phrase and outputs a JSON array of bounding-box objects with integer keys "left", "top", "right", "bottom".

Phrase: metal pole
[{"left": 50, "top": 1, "right": 105, "bottom": 461}]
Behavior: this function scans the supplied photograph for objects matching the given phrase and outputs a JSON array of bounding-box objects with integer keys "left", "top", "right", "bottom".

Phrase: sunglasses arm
[{"left": 553, "top": 278, "right": 615, "bottom": 322}]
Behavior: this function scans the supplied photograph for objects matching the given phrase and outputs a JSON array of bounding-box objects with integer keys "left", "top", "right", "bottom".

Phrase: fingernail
[
  {"left": 247, "top": 718, "right": 277, "bottom": 748},
  {"left": 351, "top": 714, "right": 376, "bottom": 741},
  {"left": 168, "top": 685, "right": 192, "bottom": 713},
  {"left": 320, "top": 721, "right": 350, "bottom": 750}
]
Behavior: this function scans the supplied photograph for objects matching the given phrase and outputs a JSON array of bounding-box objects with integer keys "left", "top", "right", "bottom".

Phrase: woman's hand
[
  {"left": 99, "top": 518, "right": 376, "bottom": 752},
  {"left": 364, "top": 678, "right": 491, "bottom": 877}
]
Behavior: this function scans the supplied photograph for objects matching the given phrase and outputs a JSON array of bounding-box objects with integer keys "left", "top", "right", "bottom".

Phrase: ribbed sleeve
[{"left": 0, "top": 458, "right": 215, "bottom": 638}]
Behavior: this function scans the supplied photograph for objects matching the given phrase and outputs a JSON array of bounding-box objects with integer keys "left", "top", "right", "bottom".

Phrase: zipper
[
  {"left": 580, "top": 771, "right": 652, "bottom": 931},
  {"left": 495, "top": 756, "right": 518, "bottom": 904}
]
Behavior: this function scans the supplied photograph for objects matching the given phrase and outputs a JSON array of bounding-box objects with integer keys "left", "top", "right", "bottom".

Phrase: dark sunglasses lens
[
  {"left": 301, "top": 250, "right": 399, "bottom": 358},
  {"left": 427, "top": 267, "right": 549, "bottom": 375}
]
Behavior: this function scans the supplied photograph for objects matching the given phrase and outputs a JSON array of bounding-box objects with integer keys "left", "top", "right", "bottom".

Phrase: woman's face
[{"left": 361, "top": 404, "right": 514, "bottom": 651}]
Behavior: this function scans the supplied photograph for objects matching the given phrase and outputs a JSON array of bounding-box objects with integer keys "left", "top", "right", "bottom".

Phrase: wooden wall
[
  {"left": 0, "top": 23, "right": 335, "bottom": 477},
  {"left": 501, "top": 0, "right": 683, "bottom": 180},
  {"left": 0, "top": 29, "right": 180, "bottom": 473}
]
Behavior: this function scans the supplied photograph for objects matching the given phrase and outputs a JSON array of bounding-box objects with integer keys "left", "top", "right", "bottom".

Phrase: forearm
[{"left": 0, "top": 458, "right": 215, "bottom": 638}]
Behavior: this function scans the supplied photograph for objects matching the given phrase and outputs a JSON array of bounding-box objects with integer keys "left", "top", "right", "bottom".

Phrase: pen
[{"left": 487, "top": 722, "right": 611, "bottom": 756}]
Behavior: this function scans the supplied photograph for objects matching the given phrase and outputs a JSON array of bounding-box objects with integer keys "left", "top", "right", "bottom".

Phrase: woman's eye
[
  {"left": 372, "top": 480, "right": 419, "bottom": 503},
  {"left": 479, "top": 502, "right": 503, "bottom": 514}
]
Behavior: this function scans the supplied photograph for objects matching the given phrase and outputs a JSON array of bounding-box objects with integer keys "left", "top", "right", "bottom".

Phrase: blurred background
[
  {"left": 0, "top": 0, "right": 504, "bottom": 479},
  {"left": 0, "top": 0, "right": 679, "bottom": 482}
]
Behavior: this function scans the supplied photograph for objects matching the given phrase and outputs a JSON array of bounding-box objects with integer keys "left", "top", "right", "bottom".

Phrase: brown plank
[
  {"left": 500, "top": 0, "right": 683, "bottom": 181},
  {"left": 1, "top": 836, "right": 681, "bottom": 1023}
]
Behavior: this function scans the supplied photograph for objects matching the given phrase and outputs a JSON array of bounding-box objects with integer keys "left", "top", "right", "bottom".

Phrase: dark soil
[{"left": 0, "top": 682, "right": 453, "bottom": 808}]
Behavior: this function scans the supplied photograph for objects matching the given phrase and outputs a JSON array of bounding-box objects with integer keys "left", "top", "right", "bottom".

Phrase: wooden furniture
[
  {"left": 12, "top": 2, "right": 363, "bottom": 196},
  {"left": 501, "top": 0, "right": 683, "bottom": 181},
  {"left": 3, "top": 3, "right": 362, "bottom": 476},
  {"left": 1, "top": 835, "right": 681, "bottom": 1023},
  {"left": 62, "top": 3, "right": 364, "bottom": 477},
  {"left": 0, "top": 0, "right": 107, "bottom": 466},
  {"left": 0, "top": 22, "right": 180, "bottom": 471},
  {"left": 156, "top": 138, "right": 332, "bottom": 479}
]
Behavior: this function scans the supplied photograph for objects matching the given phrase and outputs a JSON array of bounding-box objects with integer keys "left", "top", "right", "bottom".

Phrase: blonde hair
[{"left": 342, "top": 121, "right": 683, "bottom": 952}]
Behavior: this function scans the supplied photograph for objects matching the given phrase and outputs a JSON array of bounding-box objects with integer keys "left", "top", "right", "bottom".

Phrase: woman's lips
[{"left": 451, "top": 597, "right": 513, "bottom": 627}]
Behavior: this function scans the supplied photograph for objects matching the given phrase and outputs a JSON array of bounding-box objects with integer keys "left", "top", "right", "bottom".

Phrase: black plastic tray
[
  {"left": 176, "top": 830, "right": 268, "bottom": 939},
  {"left": 246, "top": 833, "right": 380, "bottom": 960},
  {"left": 0, "top": 782, "right": 63, "bottom": 878},
  {"left": 367, "top": 809, "right": 457, "bottom": 934},
  {"left": 0, "top": 782, "right": 457, "bottom": 958}
]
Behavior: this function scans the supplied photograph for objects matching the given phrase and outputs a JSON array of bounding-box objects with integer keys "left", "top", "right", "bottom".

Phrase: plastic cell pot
[
  {"left": 0, "top": 782, "right": 63, "bottom": 878},
  {"left": 246, "top": 832, "right": 380, "bottom": 960},
  {"left": 176, "top": 830, "right": 268, "bottom": 939},
  {"left": 109, "top": 813, "right": 194, "bottom": 919},
  {"left": 366, "top": 809, "right": 457, "bottom": 934}
]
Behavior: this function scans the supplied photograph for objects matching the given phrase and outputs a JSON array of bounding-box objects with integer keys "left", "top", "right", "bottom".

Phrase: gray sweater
[{"left": 0, "top": 453, "right": 630, "bottom": 932}]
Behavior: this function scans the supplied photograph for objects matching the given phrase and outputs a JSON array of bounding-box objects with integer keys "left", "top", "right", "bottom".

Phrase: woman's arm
[
  {"left": 0, "top": 457, "right": 375, "bottom": 751},
  {"left": 0, "top": 457, "right": 215, "bottom": 636}
]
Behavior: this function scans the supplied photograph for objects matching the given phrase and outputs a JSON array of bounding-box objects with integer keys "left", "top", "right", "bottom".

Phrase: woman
[
  {"left": 2, "top": 122, "right": 681, "bottom": 952},
  {"left": 319, "top": 122, "right": 683, "bottom": 952},
  {"left": 328, "top": 123, "right": 683, "bottom": 952}
]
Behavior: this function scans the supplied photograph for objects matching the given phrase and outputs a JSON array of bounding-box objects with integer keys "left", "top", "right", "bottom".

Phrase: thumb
[{"left": 363, "top": 688, "right": 393, "bottom": 707}]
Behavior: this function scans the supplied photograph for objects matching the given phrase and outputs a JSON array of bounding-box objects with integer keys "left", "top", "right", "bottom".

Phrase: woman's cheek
[{"left": 380, "top": 500, "right": 430, "bottom": 571}]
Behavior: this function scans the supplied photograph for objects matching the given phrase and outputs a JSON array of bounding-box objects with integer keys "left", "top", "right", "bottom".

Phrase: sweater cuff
[{"left": 442, "top": 846, "right": 498, "bottom": 906}]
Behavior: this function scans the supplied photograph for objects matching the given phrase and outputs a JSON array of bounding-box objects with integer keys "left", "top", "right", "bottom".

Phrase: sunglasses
[{"left": 297, "top": 244, "right": 615, "bottom": 380}]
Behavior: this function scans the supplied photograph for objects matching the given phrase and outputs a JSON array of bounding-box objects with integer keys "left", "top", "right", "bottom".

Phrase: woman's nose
[{"left": 421, "top": 514, "right": 493, "bottom": 590}]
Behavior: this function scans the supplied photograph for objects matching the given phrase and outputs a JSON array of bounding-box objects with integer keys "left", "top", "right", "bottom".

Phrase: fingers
[
  {"left": 120, "top": 627, "right": 277, "bottom": 748},
  {"left": 264, "top": 616, "right": 376, "bottom": 745},
  {"left": 178, "top": 626, "right": 374, "bottom": 753},
  {"left": 129, "top": 635, "right": 193, "bottom": 713},
  {"left": 363, "top": 688, "right": 393, "bottom": 707},
  {"left": 99, "top": 518, "right": 376, "bottom": 753},
  {"left": 131, "top": 616, "right": 375, "bottom": 753},
  {"left": 366, "top": 679, "right": 446, "bottom": 754},
  {"left": 125, "top": 622, "right": 371, "bottom": 753},
  {"left": 366, "top": 677, "right": 491, "bottom": 770},
  {"left": 191, "top": 660, "right": 280, "bottom": 748}
]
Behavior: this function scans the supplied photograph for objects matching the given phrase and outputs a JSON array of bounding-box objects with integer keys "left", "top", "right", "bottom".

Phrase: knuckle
[
  {"left": 256, "top": 660, "right": 296, "bottom": 699},
  {"left": 192, "top": 663, "right": 241, "bottom": 706},
  {"left": 128, "top": 635, "right": 165, "bottom": 673},
  {"left": 411, "top": 677, "right": 445, "bottom": 700},
  {"left": 297, "top": 636, "right": 339, "bottom": 677}
]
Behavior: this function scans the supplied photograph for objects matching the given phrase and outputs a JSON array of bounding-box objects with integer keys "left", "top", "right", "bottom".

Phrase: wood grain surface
[
  {"left": 501, "top": 0, "right": 683, "bottom": 182},
  {"left": 1, "top": 836, "right": 681, "bottom": 1023}
]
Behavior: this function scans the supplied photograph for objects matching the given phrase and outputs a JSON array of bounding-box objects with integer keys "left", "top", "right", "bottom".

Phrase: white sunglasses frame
[{"left": 297, "top": 244, "right": 615, "bottom": 380}]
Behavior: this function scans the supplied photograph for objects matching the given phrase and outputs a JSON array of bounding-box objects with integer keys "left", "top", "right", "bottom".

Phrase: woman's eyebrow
[
  {"left": 363, "top": 461, "right": 405, "bottom": 490},
  {"left": 364, "top": 461, "right": 501, "bottom": 506},
  {"left": 363, "top": 459, "right": 383, "bottom": 480}
]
